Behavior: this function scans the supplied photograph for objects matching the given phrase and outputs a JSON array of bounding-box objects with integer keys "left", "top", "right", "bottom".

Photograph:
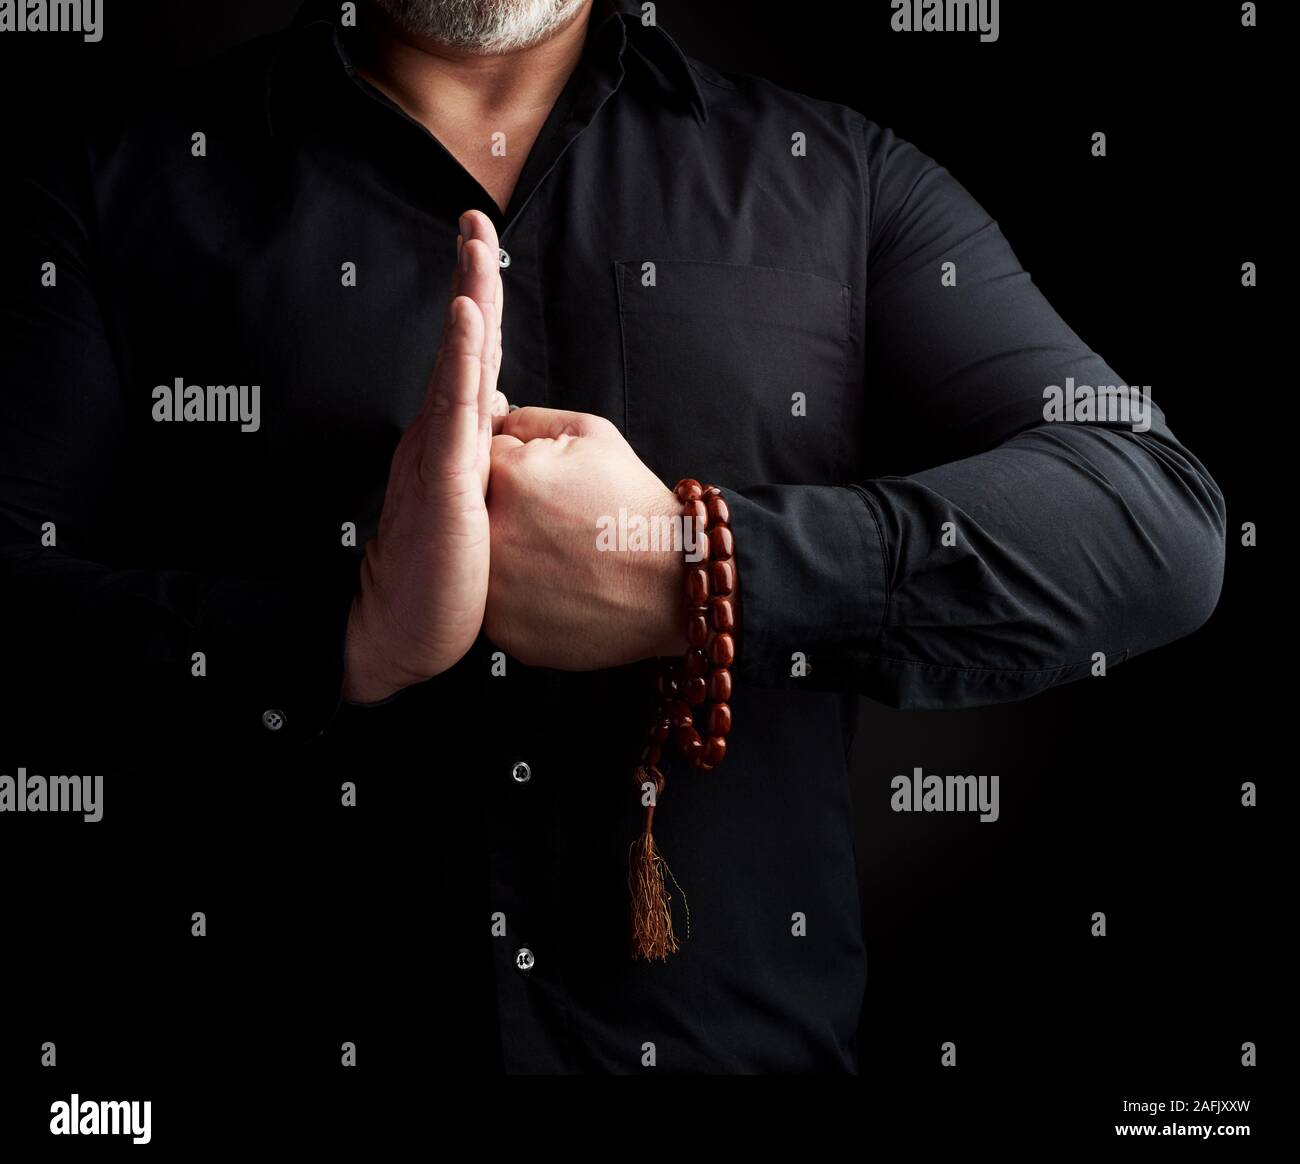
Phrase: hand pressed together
[{"left": 342, "top": 209, "right": 683, "bottom": 702}]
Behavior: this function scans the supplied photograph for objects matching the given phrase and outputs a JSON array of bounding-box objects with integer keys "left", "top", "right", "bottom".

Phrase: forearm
[
  {"left": 727, "top": 417, "right": 1225, "bottom": 707},
  {"left": 0, "top": 544, "right": 361, "bottom": 755}
]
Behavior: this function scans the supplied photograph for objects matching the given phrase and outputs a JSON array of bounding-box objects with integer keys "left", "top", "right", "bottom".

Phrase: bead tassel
[
  {"left": 629, "top": 479, "right": 737, "bottom": 961},
  {"left": 629, "top": 766, "right": 679, "bottom": 960}
]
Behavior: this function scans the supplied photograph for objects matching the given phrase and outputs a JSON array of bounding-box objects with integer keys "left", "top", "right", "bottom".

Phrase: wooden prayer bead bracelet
[
  {"left": 642, "top": 478, "right": 736, "bottom": 775},
  {"left": 629, "top": 478, "right": 739, "bottom": 961}
]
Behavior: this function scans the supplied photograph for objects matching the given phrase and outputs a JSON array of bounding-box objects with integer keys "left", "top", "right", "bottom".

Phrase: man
[{"left": 0, "top": 0, "right": 1224, "bottom": 1074}]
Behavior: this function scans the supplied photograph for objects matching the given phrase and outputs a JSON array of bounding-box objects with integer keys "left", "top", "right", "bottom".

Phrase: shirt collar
[
  {"left": 607, "top": 0, "right": 708, "bottom": 124},
  {"left": 269, "top": 0, "right": 708, "bottom": 136}
]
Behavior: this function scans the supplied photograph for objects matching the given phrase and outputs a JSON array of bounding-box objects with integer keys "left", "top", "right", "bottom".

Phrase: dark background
[{"left": 0, "top": 0, "right": 1278, "bottom": 1145}]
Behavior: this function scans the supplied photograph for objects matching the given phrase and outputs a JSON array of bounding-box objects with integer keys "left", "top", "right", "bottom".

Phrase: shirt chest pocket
[{"left": 615, "top": 260, "right": 853, "bottom": 488}]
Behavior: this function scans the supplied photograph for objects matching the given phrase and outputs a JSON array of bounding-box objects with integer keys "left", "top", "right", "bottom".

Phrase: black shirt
[{"left": 0, "top": 0, "right": 1224, "bottom": 1073}]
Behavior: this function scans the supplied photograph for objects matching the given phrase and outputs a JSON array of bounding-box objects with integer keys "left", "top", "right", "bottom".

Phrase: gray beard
[{"left": 369, "top": 0, "right": 588, "bottom": 53}]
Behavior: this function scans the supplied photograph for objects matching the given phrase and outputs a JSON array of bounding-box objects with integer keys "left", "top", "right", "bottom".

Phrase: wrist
[
  {"left": 643, "top": 489, "right": 689, "bottom": 659},
  {"left": 647, "top": 551, "right": 686, "bottom": 658},
  {"left": 342, "top": 593, "right": 408, "bottom": 704}
]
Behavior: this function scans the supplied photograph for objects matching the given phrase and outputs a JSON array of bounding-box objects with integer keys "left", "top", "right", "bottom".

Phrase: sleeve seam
[
  {"left": 846, "top": 484, "right": 892, "bottom": 633},
  {"left": 845, "top": 648, "right": 1130, "bottom": 677}
]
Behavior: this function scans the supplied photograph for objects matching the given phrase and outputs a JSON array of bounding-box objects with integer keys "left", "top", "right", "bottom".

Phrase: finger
[
  {"left": 451, "top": 229, "right": 465, "bottom": 299},
  {"left": 500, "top": 406, "right": 608, "bottom": 443},
  {"left": 481, "top": 426, "right": 522, "bottom": 494},
  {"left": 489, "top": 393, "right": 510, "bottom": 436},
  {"left": 458, "top": 211, "right": 498, "bottom": 313},
  {"left": 423, "top": 296, "right": 486, "bottom": 477},
  {"left": 455, "top": 237, "right": 501, "bottom": 422},
  {"left": 490, "top": 432, "right": 526, "bottom": 460},
  {"left": 459, "top": 209, "right": 504, "bottom": 334},
  {"left": 456, "top": 237, "right": 498, "bottom": 348},
  {"left": 460, "top": 208, "right": 498, "bottom": 251},
  {"left": 459, "top": 213, "right": 504, "bottom": 397},
  {"left": 452, "top": 214, "right": 505, "bottom": 487}
]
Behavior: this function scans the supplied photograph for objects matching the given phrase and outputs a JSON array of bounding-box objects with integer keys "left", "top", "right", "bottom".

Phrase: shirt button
[
  {"left": 511, "top": 760, "right": 531, "bottom": 784},
  {"left": 514, "top": 947, "right": 535, "bottom": 973},
  {"left": 262, "top": 709, "right": 286, "bottom": 732},
  {"left": 498, "top": 247, "right": 511, "bottom": 269}
]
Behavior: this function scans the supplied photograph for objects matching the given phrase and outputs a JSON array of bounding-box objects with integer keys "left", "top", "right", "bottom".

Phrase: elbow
[
  {"left": 1161, "top": 538, "right": 1224, "bottom": 644},
  {"left": 1134, "top": 464, "right": 1227, "bottom": 649}
]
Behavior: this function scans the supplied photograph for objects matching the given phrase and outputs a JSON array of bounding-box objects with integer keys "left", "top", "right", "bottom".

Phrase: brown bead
[
  {"left": 656, "top": 671, "right": 679, "bottom": 700},
  {"left": 708, "top": 668, "right": 732, "bottom": 702},
  {"left": 706, "top": 495, "right": 730, "bottom": 527},
  {"left": 674, "top": 478, "right": 703, "bottom": 502},
  {"left": 686, "top": 612, "right": 710, "bottom": 646},
  {"left": 683, "top": 676, "right": 707, "bottom": 705},
  {"left": 701, "top": 485, "right": 722, "bottom": 499},
  {"left": 693, "top": 760, "right": 716, "bottom": 773},
  {"left": 686, "top": 498, "right": 708, "bottom": 533},
  {"left": 676, "top": 724, "right": 703, "bottom": 758},
  {"left": 708, "top": 702, "right": 731, "bottom": 736},
  {"left": 652, "top": 718, "right": 671, "bottom": 744},
  {"left": 685, "top": 567, "right": 709, "bottom": 606},
  {"left": 701, "top": 736, "right": 727, "bottom": 766},
  {"left": 710, "top": 596, "right": 735, "bottom": 632},
  {"left": 683, "top": 647, "right": 709, "bottom": 677},
  {"left": 710, "top": 633, "right": 735, "bottom": 667},
  {"left": 708, "top": 526, "right": 734, "bottom": 561},
  {"left": 710, "top": 559, "right": 735, "bottom": 596},
  {"left": 669, "top": 700, "right": 693, "bottom": 728}
]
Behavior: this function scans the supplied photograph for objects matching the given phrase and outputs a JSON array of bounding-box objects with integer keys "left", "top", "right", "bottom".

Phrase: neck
[{"left": 357, "top": 1, "right": 595, "bottom": 135}]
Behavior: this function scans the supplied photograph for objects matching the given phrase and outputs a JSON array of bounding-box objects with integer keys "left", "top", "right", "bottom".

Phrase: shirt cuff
[
  {"left": 723, "top": 484, "right": 889, "bottom": 689},
  {"left": 202, "top": 553, "right": 362, "bottom": 746}
]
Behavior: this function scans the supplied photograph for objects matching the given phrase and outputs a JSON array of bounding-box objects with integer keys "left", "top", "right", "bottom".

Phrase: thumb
[{"left": 499, "top": 406, "right": 613, "bottom": 443}]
